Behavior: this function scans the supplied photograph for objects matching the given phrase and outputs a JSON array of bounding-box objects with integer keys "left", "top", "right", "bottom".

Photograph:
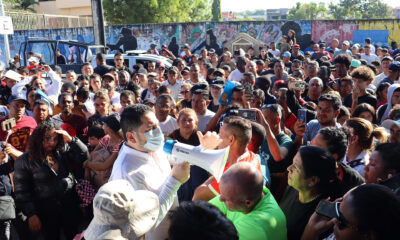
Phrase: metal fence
[{"left": 6, "top": 11, "right": 93, "bottom": 30}]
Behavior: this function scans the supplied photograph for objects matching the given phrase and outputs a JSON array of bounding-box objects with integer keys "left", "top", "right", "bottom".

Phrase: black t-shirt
[
  {"left": 56, "top": 55, "right": 67, "bottom": 64},
  {"left": 342, "top": 93, "right": 353, "bottom": 108},
  {"left": 339, "top": 162, "right": 364, "bottom": 194},
  {"left": 279, "top": 187, "right": 322, "bottom": 240},
  {"left": 357, "top": 93, "right": 377, "bottom": 108},
  {"left": 94, "top": 64, "right": 113, "bottom": 77},
  {"left": 207, "top": 101, "right": 219, "bottom": 113}
]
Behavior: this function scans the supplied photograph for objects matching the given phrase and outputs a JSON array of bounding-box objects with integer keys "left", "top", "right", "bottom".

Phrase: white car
[{"left": 92, "top": 50, "right": 173, "bottom": 70}]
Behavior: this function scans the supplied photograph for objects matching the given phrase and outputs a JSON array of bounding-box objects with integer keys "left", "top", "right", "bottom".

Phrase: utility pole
[
  {"left": 91, "top": 0, "right": 106, "bottom": 52},
  {"left": 0, "top": 0, "right": 10, "bottom": 63}
]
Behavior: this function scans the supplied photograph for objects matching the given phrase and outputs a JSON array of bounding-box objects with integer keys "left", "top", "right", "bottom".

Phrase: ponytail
[{"left": 372, "top": 127, "right": 388, "bottom": 145}]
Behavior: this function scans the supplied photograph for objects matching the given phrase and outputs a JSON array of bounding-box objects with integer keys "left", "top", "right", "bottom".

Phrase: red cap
[{"left": 294, "top": 44, "right": 300, "bottom": 49}]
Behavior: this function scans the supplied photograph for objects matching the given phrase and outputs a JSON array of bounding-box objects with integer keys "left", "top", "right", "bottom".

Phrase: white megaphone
[{"left": 163, "top": 140, "right": 229, "bottom": 182}]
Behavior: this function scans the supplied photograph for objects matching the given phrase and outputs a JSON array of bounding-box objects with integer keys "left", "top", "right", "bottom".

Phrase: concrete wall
[{"left": 1, "top": 19, "right": 399, "bottom": 64}]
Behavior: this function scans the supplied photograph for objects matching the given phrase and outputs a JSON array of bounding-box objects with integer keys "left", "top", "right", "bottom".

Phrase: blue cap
[
  {"left": 283, "top": 51, "right": 291, "bottom": 57},
  {"left": 163, "top": 140, "right": 176, "bottom": 154},
  {"left": 382, "top": 43, "right": 390, "bottom": 48}
]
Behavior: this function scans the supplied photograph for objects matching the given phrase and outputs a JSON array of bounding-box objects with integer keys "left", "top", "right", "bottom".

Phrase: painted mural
[{"left": 1, "top": 19, "right": 400, "bottom": 64}]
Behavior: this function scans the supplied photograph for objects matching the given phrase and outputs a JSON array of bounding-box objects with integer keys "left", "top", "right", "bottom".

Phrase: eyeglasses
[
  {"left": 335, "top": 202, "right": 358, "bottom": 231},
  {"left": 180, "top": 90, "right": 190, "bottom": 94}
]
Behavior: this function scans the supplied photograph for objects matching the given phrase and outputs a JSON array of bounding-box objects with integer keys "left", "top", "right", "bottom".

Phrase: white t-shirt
[
  {"left": 197, "top": 109, "right": 215, "bottom": 132},
  {"left": 110, "top": 91, "right": 121, "bottom": 109},
  {"left": 228, "top": 69, "right": 244, "bottom": 82},
  {"left": 108, "top": 144, "right": 180, "bottom": 240},
  {"left": 361, "top": 54, "right": 380, "bottom": 64},
  {"left": 159, "top": 116, "right": 178, "bottom": 136},
  {"left": 373, "top": 72, "right": 388, "bottom": 87},
  {"left": 163, "top": 80, "right": 182, "bottom": 102},
  {"left": 268, "top": 49, "right": 280, "bottom": 57}
]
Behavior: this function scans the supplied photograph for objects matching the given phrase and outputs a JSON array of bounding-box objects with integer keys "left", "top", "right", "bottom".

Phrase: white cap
[
  {"left": 28, "top": 57, "right": 38, "bottom": 64},
  {"left": 4, "top": 70, "right": 22, "bottom": 82},
  {"left": 84, "top": 180, "right": 159, "bottom": 240}
]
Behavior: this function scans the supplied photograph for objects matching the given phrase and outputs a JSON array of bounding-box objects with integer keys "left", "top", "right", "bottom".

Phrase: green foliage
[
  {"left": 4, "top": 0, "right": 37, "bottom": 12},
  {"left": 212, "top": 0, "right": 221, "bottom": 21},
  {"left": 103, "top": 0, "right": 212, "bottom": 25},
  {"left": 288, "top": 2, "right": 327, "bottom": 20}
]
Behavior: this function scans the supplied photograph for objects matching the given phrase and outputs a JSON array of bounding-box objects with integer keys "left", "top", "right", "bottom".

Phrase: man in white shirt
[
  {"left": 268, "top": 42, "right": 280, "bottom": 58},
  {"left": 191, "top": 84, "right": 215, "bottom": 133},
  {"left": 163, "top": 66, "right": 182, "bottom": 102},
  {"left": 102, "top": 73, "right": 121, "bottom": 110},
  {"left": 108, "top": 104, "right": 190, "bottom": 240},
  {"left": 155, "top": 94, "right": 178, "bottom": 136},
  {"left": 228, "top": 56, "right": 246, "bottom": 82},
  {"left": 373, "top": 56, "right": 393, "bottom": 86},
  {"left": 361, "top": 45, "right": 380, "bottom": 65},
  {"left": 185, "top": 63, "right": 208, "bottom": 85}
]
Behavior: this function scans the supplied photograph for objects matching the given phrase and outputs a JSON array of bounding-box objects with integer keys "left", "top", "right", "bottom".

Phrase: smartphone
[
  {"left": 288, "top": 80, "right": 306, "bottom": 91},
  {"left": 315, "top": 200, "right": 337, "bottom": 219},
  {"left": 1, "top": 118, "right": 16, "bottom": 132},
  {"left": 244, "top": 83, "right": 253, "bottom": 95},
  {"left": 298, "top": 109, "right": 307, "bottom": 123},
  {"left": 238, "top": 109, "right": 257, "bottom": 121}
]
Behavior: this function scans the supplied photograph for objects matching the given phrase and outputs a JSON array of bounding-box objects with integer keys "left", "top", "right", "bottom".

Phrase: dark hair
[
  {"left": 346, "top": 118, "right": 386, "bottom": 150},
  {"left": 61, "top": 82, "right": 76, "bottom": 93},
  {"left": 367, "top": 64, "right": 377, "bottom": 75},
  {"left": 169, "top": 201, "right": 238, "bottom": 240},
  {"left": 87, "top": 125, "right": 105, "bottom": 139},
  {"left": 120, "top": 90, "right": 135, "bottom": 100},
  {"left": 252, "top": 89, "right": 265, "bottom": 102},
  {"left": 114, "top": 52, "right": 123, "bottom": 58},
  {"left": 120, "top": 104, "right": 153, "bottom": 140},
  {"left": 33, "top": 99, "right": 49, "bottom": 108},
  {"left": 374, "top": 143, "right": 400, "bottom": 173},
  {"left": 125, "top": 82, "right": 141, "bottom": 98},
  {"left": 338, "top": 105, "right": 350, "bottom": 120},
  {"left": 156, "top": 94, "right": 174, "bottom": 106},
  {"left": 299, "top": 146, "right": 341, "bottom": 199},
  {"left": 223, "top": 116, "right": 252, "bottom": 146},
  {"left": 318, "top": 93, "right": 342, "bottom": 111},
  {"left": 348, "top": 184, "right": 400, "bottom": 238},
  {"left": 76, "top": 86, "right": 90, "bottom": 102},
  {"left": 77, "top": 74, "right": 89, "bottom": 82},
  {"left": 250, "top": 122, "right": 266, "bottom": 153},
  {"left": 58, "top": 92, "right": 73, "bottom": 104},
  {"left": 333, "top": 54, "right": 352, "bottom": 69},
  {"left": 243, "top": 72, "right": 255, "bottom": 81},
  {"left": 318, "top": 127, "right": 349, "bottom": 161},
  {"left": 376, "top": 82, "right": 390, "bottom": 102},
  {"left": 96, "top": 53, "right": 106, "bottom": 62},
  {"left": 28, "top": 121, "right": 65, "bottom": 162},
  {"left": 351, "top": 66, "right": 375, "bottom": 82},
  {"left": 352, "top": 103, "right": 377, "bottom": 124}
]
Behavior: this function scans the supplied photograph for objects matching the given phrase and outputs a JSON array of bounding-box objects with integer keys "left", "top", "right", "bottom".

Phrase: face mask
[{"left": 143, "top": 127, "right": 164, "bottom": 152}]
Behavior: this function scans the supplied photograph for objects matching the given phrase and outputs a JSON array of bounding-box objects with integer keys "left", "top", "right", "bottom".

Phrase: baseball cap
[
  {"left": 168, "top": 66, "right": 178, "bottom": 73},
  {"left": 8, "top": 92, "right": 28, "bottom": 104},
  {"left": 148, "top": 72, "right": 158, "bottom": 78},
  {"left": 102, "top": 73, "right": 115, "bottom": 81},
  {"left": 150, "top": 44, "right": 157, "bottom": 50},
  {"left": 190, "top": 83, "right": 209, "bottom": 95},
  {"left": 100, "top": 113, "right": 121, "bottom": 133},
  {"left": 293, "top": 44, "right": 300, "bottom": 49},
  {"left": 319, "top": 43, "right": 326, "bottom": 48},
  {"left": 4, "top": 70, "right": 22, "bottom": 82},
  {"left": 382, "top": 43, "right": 390, "bottom": 48},
  {"left": 351, "top": 59, "right": 361, "bottom": 68},
  {"left": 28, "top": 57, "right": 38, "bottom": 64},
  {"left": 210, "top": 77, "right": 225, "bottom": 88},
  {"left": 381, "top": 119, "right": 400, "bottom": 132},
  {"left": 283, "top": 51, "right": 291, "bottom": 58},
  {"left": 209, "top": 48, "right": 216, "bottom": 54},
  {"left": 183, "top": 43, "right": 190, "bottom": 49},
  {"left": 84, "top": 180, "right": 159, "bottom": 240},
  {"left": 137, "top": 68, "right": 148, "bottom": 76},
  {"left": 389, "top": 61, "right": 400, "bottom": 72},
  {"left": 343, "top": 40, "right": 350, "bottom": 46},
  {"left": 157, "top": 62, "right": 165, "bottom": 69},
  {"left": 214, "top": 68, "right": 225, "bottom": 77}
]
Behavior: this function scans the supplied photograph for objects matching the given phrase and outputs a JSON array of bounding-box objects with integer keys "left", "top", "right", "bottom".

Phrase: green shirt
[{"left": 209, "top": 187, "right": 287, "bottom": 240}]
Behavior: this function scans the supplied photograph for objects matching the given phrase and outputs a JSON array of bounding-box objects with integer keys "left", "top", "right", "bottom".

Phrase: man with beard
[
  {"left": 51, "top": 92, "right": 88, "bottom": 142},
  {"left": 294, "top": 93, "right": 342, "bottom": 147},
  {"left": 102, "top": 73, "right": 121, "bottom": 110},
  {"left": 0, "top": 93, "right": 37, "bottom": 159}
]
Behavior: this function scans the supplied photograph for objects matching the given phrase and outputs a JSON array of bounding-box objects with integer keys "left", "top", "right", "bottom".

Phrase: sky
[{"left": 221, "top": 0, "right": 400, "bottom": 12}]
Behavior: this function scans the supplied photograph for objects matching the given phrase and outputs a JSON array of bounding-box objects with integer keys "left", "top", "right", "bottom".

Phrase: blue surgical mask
[{"left": 144, "top": 127, "right": 164, "bottom": 151}]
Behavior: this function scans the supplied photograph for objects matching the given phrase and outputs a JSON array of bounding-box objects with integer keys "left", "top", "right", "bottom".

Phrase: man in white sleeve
[{"left": 108, "top": 104, "right": 190, "bottom": 240}]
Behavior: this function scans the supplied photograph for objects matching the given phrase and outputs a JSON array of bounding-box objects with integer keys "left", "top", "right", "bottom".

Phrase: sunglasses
[
  {"left": 335, "top": 202, "right": 358, "bottom": 231},
  {"left": 180, "top": 90, "right": 190, "bottom": 94}
]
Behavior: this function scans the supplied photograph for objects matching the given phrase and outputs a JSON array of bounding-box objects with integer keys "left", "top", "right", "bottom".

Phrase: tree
[
  {"left": 329, "top": 0, "right": 392, "bottom": 19},
  {"left": 4, "top": 0, "right": 37, "bottom": 12},
  {"left": 212, "top": 0, "right": 221, "bottom": 21},
  {"left": 288, "top": 2, "right": 327, "bottom": 20},
  {"left": 103, "top": 0, "right": 212, "bottom": 25}
]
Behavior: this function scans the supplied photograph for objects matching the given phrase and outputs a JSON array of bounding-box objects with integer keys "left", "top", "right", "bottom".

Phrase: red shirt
[
  {"left": 209, "top": 151, "right": 261, "bottom": 194},
  {"left": 0, "top": 116, "right": 37, "bottom": 152}
]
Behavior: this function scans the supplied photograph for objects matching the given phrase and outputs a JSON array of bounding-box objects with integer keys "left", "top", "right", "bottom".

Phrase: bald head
[{"left": 220, "top": 162, "right": 263, "bottom": 202}]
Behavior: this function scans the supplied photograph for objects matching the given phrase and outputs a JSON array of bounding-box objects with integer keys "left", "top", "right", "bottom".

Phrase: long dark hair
[
  {"left": 28, "top": 120, "right": 65, "bottom": 162},
  {"left": 299, "top": 146, "right": 342, "bottom": 199}
]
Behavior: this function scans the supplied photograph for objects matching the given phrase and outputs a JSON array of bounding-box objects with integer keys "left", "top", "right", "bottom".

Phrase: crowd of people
[{"left": 1, "top": 33, "right": 400, "bottom": 240}]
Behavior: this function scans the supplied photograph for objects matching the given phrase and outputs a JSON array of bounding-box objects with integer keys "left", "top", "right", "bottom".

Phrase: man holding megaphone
[
  {"left": 108, "top": 104, "right": 190, "bottom": 240},
  {"left": 193, "top": 116, "right": 261, "bottom": 201}
]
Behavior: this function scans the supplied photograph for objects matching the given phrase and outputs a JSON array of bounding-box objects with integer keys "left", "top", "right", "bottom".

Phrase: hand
[
  {"left": 28, "top": 215, "right": 41, "bottom": 231},
  {"left": 171, "top": 162, "right": 190, "bottom": 183},
  {"left": 197, "top": 131, "right": 222, "bottom": 150},
  {"left": 217, "top": 102, "right": 229, "bottom": 114},
  {"left": 352, "top": 87, "right": 360, "bottom": 100},
  {"left": 254, "top": 108, "right": 267, "bottom": 126},
  {"left": 43, "top": 65, "right": 51, "bottom": 72},
  {"left": 54, "top": 129, "right": 73, "bottom": 143},
  {"left": 294, "top": 120, "right": 306, "bottom": 137},
  {"left": 242, "top": 93, "right": 252, "bottom": 109},
  {"left": 0, "top": 149, "right": 8, "bottom": 164}
]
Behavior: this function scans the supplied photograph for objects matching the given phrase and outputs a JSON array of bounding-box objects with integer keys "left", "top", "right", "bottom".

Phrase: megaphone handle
[{"left": 1, "top": 130, "right": 12, "bottom": 151}]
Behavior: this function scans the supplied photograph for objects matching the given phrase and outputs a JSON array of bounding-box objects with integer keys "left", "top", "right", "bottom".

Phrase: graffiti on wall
[{"left": 2, "top": 19, "right": 400, "bottom": 64}]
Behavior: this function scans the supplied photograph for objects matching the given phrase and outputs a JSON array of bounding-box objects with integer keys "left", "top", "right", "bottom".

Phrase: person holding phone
[{"left": 13, "top": 121, "right": 89, "bottom": 240}]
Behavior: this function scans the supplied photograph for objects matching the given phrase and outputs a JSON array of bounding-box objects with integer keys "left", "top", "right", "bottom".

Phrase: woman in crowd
[
  {"left": 26, "top": 87, "right": 39, "bottom": 117},
  {"left": 84, "top": 113, "right": 123, "bottom": 188},
  {"left": 343, "top": 118, "right": 386, "bottom": 176},
  {"left": 351, "top": 103, "right": 377, "bottom": 125},
  {"left": 376, "top": 82, "right": 390, "bottom": 108},
  {"left": 13, "top": 121, "right": 89, "bottom": 240},
  {"left": 301, "top": 184, "right": 400, "bottom": 240},
  {"left": 279, "top": 146, "right": 341, "bottom": 240},
  {"left": 176, "top": 83, "right": 192, "bottom": 111},
  {"left": 88, "top": 89, "right": 112, "bottom": 127},
  {"left": 169, "top": 108, "right": 209, "bottom": 202},
  {"left": 89, "top": 74, "right": 102, "bottom": 94}
]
